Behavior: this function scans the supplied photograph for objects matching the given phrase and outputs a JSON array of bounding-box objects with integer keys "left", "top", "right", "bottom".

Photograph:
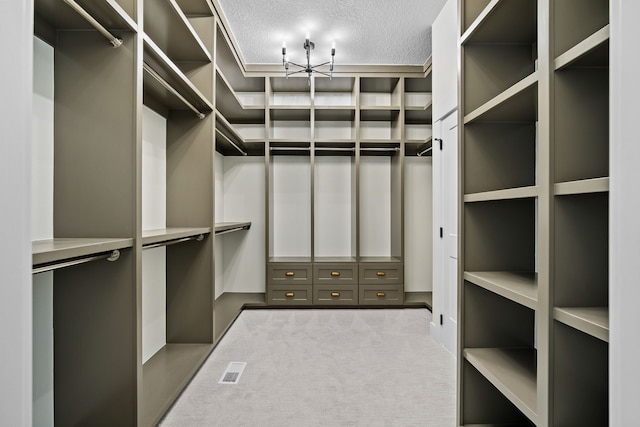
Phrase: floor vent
[{"left": 219, "top": 362, "right": 246, "bottom": 384}]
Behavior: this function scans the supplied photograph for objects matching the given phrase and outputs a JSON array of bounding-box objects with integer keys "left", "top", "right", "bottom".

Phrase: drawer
[
  {"left": 359, "top": 285, "right": 404, "bottom": 305},
  {"left": 359, "top": 263, "right": 403, "bottom": 285},
  {"left": 268, "top": 263, "right": 312, "bottom": 285},
  {"left": 267, "top": 285, "right": 312, "bottom": 305},
  {"left": 313, "top": 285, "right": 358, "bottom": 305},
  {"left": 313, "top": 263, "right": 358, "bottom": 285}
]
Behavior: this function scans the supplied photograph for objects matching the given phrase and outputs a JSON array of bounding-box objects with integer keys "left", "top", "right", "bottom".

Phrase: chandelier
[{"left": 282, "top": 35, "right": 335, "bottom": 84}]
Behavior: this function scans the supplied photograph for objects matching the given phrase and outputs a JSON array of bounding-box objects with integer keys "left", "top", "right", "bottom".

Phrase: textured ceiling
[{"left": 216, "top": 0, "right": 448, "bottom": 66}]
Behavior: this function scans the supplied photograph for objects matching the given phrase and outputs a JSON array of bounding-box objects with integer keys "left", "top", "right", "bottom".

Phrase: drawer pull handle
[
  {"left": 285, "top": 271, "right": 295, "bottom": 277},
  {"left": 331, "top": 271, "right": 341, "bottom": 277},
  {"left": 331, "top": 292, "right": 340, "bottom": 297},
  {"left": 285, "top": 292, "right": 295, "bottom": 297},
  {"left": 377, "top": 292, "right": 386, "bottom": 297},
  {"left": 376, "top": 271, "right": 386, "bottom": 277}
]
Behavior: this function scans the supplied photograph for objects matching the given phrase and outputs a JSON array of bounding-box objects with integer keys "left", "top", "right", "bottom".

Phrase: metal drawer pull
[
  {"left": 285, "top": 292, "right": 295, "bottom": 297},
  {"left": 331, "top": 271, "right": 341, "bottom": 277},
  {"left": 376, "top": 271, "right": 386, "bottom": 277},
  {"left": 285, "top": 271, "right": 295, "bottom": 277},
  {"left": 331, "top": 292, "right": 340, "bottom": 297},
  {"left": 377, "top": 292, "right": 386, "bottom": 297}
]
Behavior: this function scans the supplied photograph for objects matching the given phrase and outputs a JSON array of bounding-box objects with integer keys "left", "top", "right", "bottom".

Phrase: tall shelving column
[
  {"left": 139, "top": 0, "right": 216, "bottom": 425},
  {"left": 32, "top": 1, "right": 139, "bottom": 425},
  {"left": 458, "top": 0, "right": 544, "bottom": 425},
  {"left": 551, "top": 0, "right": 609, "bottom": 424}
]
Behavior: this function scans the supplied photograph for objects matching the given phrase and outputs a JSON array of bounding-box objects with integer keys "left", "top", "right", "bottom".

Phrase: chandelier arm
[
  {"left": 313, "top": 71, "right": 333, "bottom": 78},
  {"left": 286, "top": 61, "right": 307, "bottom": 69},
  {"left": 285, "top": 69, "right": 308, "bottom": 76},
  {"left": 310, "top": 61, "right": 331, "bottom": 68}
]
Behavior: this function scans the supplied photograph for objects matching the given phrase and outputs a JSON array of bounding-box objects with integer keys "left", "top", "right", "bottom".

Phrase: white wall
[
  {"left": 404, "top": 157, "right": 433, "bottom": 292},
  {"left": 432, "top": 0, "right": 458, "bottom": 123},
  {"left": 610, "top": 0, "right": 640, "bottom": 424},
  {"left": 1, "top": 1, "right": 33, "bottom": 425},
  {"left": 141, "top": 106, "right": 167, "bottom": 363},
  {"left": 220, "top": 156, "right": 266, "bottom": 293},
  {"left": 31, "top": 36, "right": 54, "bottom": 427}
]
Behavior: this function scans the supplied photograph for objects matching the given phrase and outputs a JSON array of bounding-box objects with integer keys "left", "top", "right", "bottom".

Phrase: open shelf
[
  {"left": 464, "top": 271, "right": 537, "bottom": 310},
  {"left": 554, "top": 307, "right": 609, "bottom": 342},
  {"left": 464, "top": 73, "right": 538, "bottom": 124},
  {"left": 141, "top": 227, "right": 211, "bottom": 247},
  {"left": 554, "top": 0, "right": 609, "bottom": 60},
  {"left": 314, "top": 109, "right": 356, "bottom": 141},
  {"left": 216, "top": 70, "right": 265, "bottom": 121},
  {"left": 461, "top": 0, "right": 536, "bottom": 45},
  {"left": 269, "top": 77, "right": 311, "bottom": 107},
  {"left": 141, "top": 343, "right": 213, "bottom": 427},
  {"left": 143, "top": 36, "right": 213, "bottom": 114},
  {"left": 553, "top": 321, "right": 608, "bottom": 425},
  {"left": 360, "top": 109, "right": 401, "bottom": 141},
  {"left": 464, "top": 348, "right": 537, "bottom": 424},
  {"left": 269, "top": 109, "right": 311, "bottom": 141},
  {"left": 32, "top": 237, "right": 133, "bottom": 266},
  {"left": 360, "top": 77, "right": 401, "bottom": 108},
  {"left": 314, "top": 77, "right": 356, "bottom": 107},
  {"left": 143, "top": 0, "right": 211, "bottom": 62},
  {"left": 555, "top": 25, "right": 609, "bottom": 71},
  {"left": 405, "top": 76, "right": 432, "bottom": 110},
  {"left": 34, "top": 0, "right": 137, "bottom": 36}
]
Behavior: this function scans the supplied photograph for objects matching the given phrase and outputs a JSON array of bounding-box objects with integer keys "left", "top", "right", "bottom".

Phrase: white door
[{"left": 441, "top": 111, "right": 458, "bottom": 354}]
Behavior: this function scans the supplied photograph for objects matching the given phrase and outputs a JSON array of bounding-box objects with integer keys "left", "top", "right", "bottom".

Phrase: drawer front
[
  {"left": 359, "top": 263, "right": 403, "bottom": 285},
  {"left": 359, "top": 285, "right": 404, "bottom": 305},
  {"left": 267, "top": 285, "right": 313, "bottom": 305},
  {"left": 268, "top": 263, "right": 313, "bottom": 285},
  {"left": 313, "top": 285, "right": 358, "bottom": 305},
  {"left": 313, "top": 263, "right": 358, "bottom": 285}
]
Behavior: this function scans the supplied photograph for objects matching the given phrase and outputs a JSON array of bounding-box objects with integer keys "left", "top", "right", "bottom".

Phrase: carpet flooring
[{"left": 160, "top": 309, "right": 456, "bottom": 426}]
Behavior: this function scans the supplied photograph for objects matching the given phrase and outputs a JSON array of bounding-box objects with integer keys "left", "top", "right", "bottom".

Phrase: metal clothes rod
[
  {"left": 143, "top": 63, "right": 206, "bottom": 120},
  {"left": 360, "top": 147, "right": 400, "bottom": 152},
  {"left": 269, "top": 147, "right": 311, "bottom": 151},
  {"left": 62, "top": 0, "right": 123, "bottom": 47},
  {"left": 143, "top": 234, "right": 205, "bottom": 250},
  {"left": 215, "top": 226, "right": 250, "bottom": 236},
  {"left": 32, "top": 250, "right": 120, "bottom": 274},
  {"left": 216, "top": 128, "right": 248, "bottom": 156},
  {"left": 417, "top": 146, "right": 433, "bottom": 157},
  {"left": 314, "top": 147, "right": 355, "bottom": 152}
]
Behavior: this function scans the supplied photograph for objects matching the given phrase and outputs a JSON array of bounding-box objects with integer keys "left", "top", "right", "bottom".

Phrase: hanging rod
[
  {"left": 215, "top": 225, "right": 251, "bottom": 236},
  {"left": 216, "top": 128, "right": 248, "bottom": 156},
  {"left": 143, "top": 234, "right": 205, "bottom": 250},
  {"left": 417, "top": 146, "right": 433, "bottom": 157},
  {"left": 269, "top": 147, "right": 311, "bottom": 151},
  {"left": 143, "top": 63, "right": 206, "bottom": 120},
  {"left": 32, "top": 250, "right": 120, "bottom": 274},
  {"left": 360, "top": 147, "right": 400, "bottom": 152},
  {"left": 62, "top": 0, "right": 122, "bottom": 47},
  {"left": 314, "top": 147, "right": 355, "bottom": 152}
]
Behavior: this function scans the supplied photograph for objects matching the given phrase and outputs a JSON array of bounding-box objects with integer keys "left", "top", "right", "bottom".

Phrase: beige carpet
[{"left": 160, "top": 309, "right": 456, "bottom": 426}]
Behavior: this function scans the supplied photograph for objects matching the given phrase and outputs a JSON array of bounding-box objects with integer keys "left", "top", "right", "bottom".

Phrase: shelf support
[
  {"left": 32, "top": 250, "right": 120, "bottom": 274},
  {"left": 62, "top": 0, "right": 123, "bottom": 48},
  {"left": 143, "top": 63, "right": 206, "bottom": 120}
]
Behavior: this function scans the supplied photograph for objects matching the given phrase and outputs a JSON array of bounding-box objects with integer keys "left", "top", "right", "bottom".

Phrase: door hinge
[
  {"left": 440, "top": 314, "right": 444, "bottom": 325},
  {"left": 440, "top": 227, "right": 443, "bottom": 238}
]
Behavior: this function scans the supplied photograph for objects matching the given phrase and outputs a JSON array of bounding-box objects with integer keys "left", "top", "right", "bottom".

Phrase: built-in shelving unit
[{"left": 459, "top": 0, "right": 610, "bottom": 425}]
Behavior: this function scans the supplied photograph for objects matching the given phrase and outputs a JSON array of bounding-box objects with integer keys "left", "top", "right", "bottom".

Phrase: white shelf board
[
  {"left": 464, "top": 271, "right": 538, "bottom": 310},
  {"left": 464, "top": 186, "right": 539, "bottom": 203},
  {"left": 555, "top": 25, "right": 610, "bottom": 71},
  {"left": 464, "top": 348, "right": 537, "bottom": 424},
  {"left": 554, "top": 307, "right": 609, "bottom": 342},
  {"left": 554, "top": 177, "right": 609, "bottom": 196}
]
